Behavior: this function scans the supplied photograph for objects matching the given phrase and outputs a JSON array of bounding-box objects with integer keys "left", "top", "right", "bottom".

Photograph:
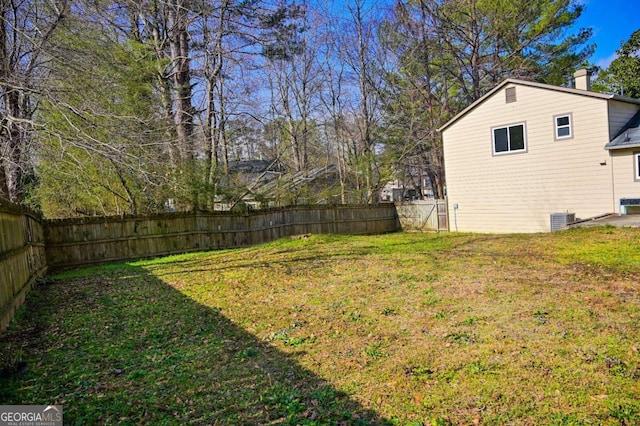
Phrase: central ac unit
[{"left": 550, "top": 213, "right": 576, "bottom": 232}]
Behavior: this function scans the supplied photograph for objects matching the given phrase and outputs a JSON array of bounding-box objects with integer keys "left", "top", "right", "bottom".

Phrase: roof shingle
[{"left": 605, "top": 110, "right": 640, "bottom": 150}]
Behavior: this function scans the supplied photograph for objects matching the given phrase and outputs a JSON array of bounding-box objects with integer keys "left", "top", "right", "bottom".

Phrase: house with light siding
[{"left": 439, "top": 70, "right": 640, "bottom": 233}]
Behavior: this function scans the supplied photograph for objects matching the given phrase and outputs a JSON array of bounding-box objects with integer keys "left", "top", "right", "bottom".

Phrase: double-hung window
[
  {"left": 555, "top": 114, "right": 572, "bottom": 140},
  {"left": 492, "top": 123, "right": 526, "bottom": 155}
]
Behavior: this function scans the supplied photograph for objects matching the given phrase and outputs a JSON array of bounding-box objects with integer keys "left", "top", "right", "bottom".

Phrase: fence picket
[
  {"left": 0, "top": 200, "right": 47, "bottom": 330},
  {"left": 43, "top": 205, "right": 400, "bottom": 271},
  {"left": 2, "top": 201, "right": 448, "bottom": 330}
]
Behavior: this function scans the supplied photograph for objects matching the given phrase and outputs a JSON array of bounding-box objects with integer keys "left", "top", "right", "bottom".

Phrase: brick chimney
[{"left": 573, "top": 69, "right": 592, "bottom": 91}]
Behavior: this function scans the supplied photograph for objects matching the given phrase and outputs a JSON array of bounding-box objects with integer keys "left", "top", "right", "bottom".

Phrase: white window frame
[
  {"left": 554, "top": 113, "right": 573, "bottom": 140},
  {"left": 635, "top": 152, "right": 640, "bottom": 181},
  {"left": 492, "top": 122, "right": 527, "bottom": 155}
]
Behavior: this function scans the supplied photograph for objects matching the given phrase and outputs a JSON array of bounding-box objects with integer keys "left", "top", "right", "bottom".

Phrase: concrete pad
[{"left": 568, "top": 213, "right": 640, "bottom": 228}]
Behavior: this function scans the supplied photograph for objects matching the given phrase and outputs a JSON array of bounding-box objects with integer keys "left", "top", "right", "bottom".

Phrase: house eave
[
  {"left": 438, "top": 78, "right": 640, "bottom": 134},
  {"left": 604, "top": 141, "right": 640, "bottom": 151}
]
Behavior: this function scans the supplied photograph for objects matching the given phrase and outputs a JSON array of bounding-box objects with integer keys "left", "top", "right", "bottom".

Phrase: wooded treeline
[{"left": 1, "top": 0, "right": 598, "bottom": 217}]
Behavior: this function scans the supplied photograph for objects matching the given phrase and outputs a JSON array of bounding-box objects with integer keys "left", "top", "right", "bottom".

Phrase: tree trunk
[
  {"left": 217, "top": 78, "right": 228, "bottom": 171},
  {"left": 168, "top": 0, "right": 194, "bottom": 162},
  {"left": 0, "top": 3, "right": 22, "bottom": 202}
]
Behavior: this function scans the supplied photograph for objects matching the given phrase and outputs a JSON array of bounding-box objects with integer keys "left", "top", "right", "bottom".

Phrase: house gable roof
[
  {"left": 438, "top": 78, "right": 640, "bottom": 133},
  {"left": 605, "top": 109, "right": 640, "bottom": 150}
]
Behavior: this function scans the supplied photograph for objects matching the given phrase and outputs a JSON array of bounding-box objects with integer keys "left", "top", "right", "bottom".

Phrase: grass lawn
[{"left": 1, "top": 227, "right": 639, "bottom": 425}]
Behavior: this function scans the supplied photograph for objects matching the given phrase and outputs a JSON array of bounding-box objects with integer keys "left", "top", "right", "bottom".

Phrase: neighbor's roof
[
  {"left": 227, "top": 159, "right": 285, "bottom": 174},
  {"left": 438, "top": 78, "right": 640, "bottom": 133},
  {"left": 605, "top": 109, "right": 640, "bottom": 150}
]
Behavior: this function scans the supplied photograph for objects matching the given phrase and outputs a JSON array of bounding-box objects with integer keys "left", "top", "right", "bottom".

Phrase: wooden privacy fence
[
  {"left": 44, "top": 204, "right": 400, "bottom": 271},
  {"left": 395, "top": 200, "right": 448, "bottom": 232},
  {"left": 2, "top": 202, "right": 449, "bottom": 329},
  {"left": 0, "top": 199, "right": 47, "bottom": 330}
]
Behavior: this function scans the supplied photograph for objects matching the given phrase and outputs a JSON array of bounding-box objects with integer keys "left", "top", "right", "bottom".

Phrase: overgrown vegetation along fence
[
  {"left": 0, "top": 199, "right": 47, "bottom": 330},
  {"left": 44, "top": 205, "right": 401, "bottom": 271}
]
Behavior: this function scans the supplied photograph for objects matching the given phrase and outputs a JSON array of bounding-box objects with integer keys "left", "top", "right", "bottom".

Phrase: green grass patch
[{"left": 2, "top": 228, "right": 640, "bottom": 424}]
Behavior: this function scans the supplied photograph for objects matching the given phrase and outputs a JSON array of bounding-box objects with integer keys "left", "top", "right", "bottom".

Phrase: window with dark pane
[
  {"left": 509, "top": 125, "right": 525, "bottom": 150},
  {"left": 555, "top": 114, "right": 572, "bottom": 139},
  {"left": 493, "top": 123, "right": 526, "bottom": 154},
  {"left": 494, "top": 127, "right": 509, "bottom": 152}
]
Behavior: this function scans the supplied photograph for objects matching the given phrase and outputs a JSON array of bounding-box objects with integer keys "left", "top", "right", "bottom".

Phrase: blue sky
[{"left": 576, "top": 0, "right": 639, "bottom": 68}]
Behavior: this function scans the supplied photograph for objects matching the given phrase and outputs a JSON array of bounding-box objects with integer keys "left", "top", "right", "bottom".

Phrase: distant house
[
  {"left": 380, "top": 182, "right": 420, "bottom": 203},
  {"left": 439, "top": 70, "right": 640, "bottom": 233},
  {"left": 227, "top": 159, "right": 285, "bottom": 186},
  {"left": 217, "top": 161, "right": 342, "bottom": 209},
  {"left": 254, "top": 164, "right": 342, "bottom": 205}
]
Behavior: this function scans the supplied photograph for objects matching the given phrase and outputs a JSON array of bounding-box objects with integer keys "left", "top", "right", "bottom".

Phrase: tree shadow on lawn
[{"left": 0, "top": 264, "right": 390, "bottom": 425}]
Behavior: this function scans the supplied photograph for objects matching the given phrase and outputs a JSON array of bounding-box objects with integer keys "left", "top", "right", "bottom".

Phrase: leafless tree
[
  {"left": 0, "top": 0, "right": 68, "bottom": 202},
  {"left": 339, "top": 0, "right": 387, "bottom": 203}
]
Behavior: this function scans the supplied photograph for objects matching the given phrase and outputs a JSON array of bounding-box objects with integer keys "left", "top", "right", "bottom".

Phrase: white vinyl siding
[
  {"left": 443, "top": 84, "right": 616, "bottom": 233},
  {"left": 611, "top": 149, "right": 640, "bottom": 208},
  {"left": 554, "top": 114, "right": 572, "bottom": 139}
]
